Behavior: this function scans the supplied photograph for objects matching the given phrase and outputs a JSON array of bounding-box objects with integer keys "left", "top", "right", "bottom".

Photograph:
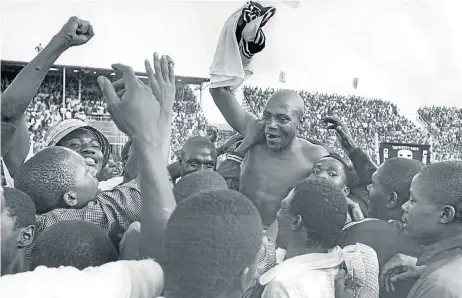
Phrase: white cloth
[
  {"left": 210, "top": 3, "right": 273, "bottom": 90},
  {"left": 0, "top": 260, "right": 164, "bottom": 298},
  {"left": 99, "top": 176, "right": 124, "bottom": 191},
  {"left": 210, "top": 4, "right": 252, "bottom": 89},
  {"left": 260, "top": 246, "right": 344, "bottom": 298},
  {"left": 1, "top": 144, "right": 34, "bottom": 187}
]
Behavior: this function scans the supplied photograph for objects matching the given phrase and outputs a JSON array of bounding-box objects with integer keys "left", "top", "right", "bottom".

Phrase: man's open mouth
[
  {"left": 266, "top": 133, "right": 280, "bottom": 140},
  {"left": 84, "top": 157, "right": 97, "bottom": 167}
]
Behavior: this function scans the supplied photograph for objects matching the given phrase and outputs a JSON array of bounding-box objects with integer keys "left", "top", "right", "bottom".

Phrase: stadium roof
[{"left": 1, "top": 60, "right": 210, "bottom": 86}]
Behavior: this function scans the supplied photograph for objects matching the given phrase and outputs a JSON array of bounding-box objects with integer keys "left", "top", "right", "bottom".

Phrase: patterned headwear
[
  {"left": 44, "top": 119, "right": 111, "bottom": 167},
  {"left": 343, "top": 243, "right": 380, "bottom": 298}
]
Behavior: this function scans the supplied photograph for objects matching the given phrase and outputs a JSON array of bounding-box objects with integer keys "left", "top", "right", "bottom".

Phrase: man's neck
[{"left": 268, "top": 137, "right": 297, "bottom": 155}]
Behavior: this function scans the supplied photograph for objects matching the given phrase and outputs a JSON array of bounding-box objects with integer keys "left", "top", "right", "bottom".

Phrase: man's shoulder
[{"left": 297, "top": 138, "right": 329, "bottom": 160}]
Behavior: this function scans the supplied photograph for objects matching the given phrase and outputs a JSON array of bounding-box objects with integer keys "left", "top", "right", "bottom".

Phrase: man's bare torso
[{"left": 240, "top": 138, "right": 327, "bottom": 227}]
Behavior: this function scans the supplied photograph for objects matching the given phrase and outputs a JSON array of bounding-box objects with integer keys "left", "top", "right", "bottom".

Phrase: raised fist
[{"left": 57, "top": 16, "right": 94, "bottom": 47}]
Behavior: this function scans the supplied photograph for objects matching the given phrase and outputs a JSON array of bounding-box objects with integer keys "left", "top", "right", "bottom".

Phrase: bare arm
[
  {"left": 209, "top": 86, "right": 256, "bottom": 134},
  {"left": 2, "top": 37, "right": 68, "bottom": 176},
  {"left": 136, "top": 138, "right": 175, "bottom": 259},
  {"left": 2, "top": 17, "right": 94, "bottom": 176}
]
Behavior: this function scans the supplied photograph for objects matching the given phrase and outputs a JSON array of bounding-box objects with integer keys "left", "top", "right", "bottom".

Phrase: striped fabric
[{"left": 237, "top": 1, "right": 276, "bottom": 60}]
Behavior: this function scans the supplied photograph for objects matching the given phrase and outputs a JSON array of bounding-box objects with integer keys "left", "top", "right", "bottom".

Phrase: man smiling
[{"left": 45, "top": 118, "right": 111, "bottom": 178}]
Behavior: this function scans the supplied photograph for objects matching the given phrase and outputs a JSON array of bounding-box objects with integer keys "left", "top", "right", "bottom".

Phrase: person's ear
[
  {"left": 343, "top": 186, "right": 350, "bottom": 197},
  {"left": 63, "top": 191, "right": 78, "bottom": 207},
  {"left": 18, "top": 225, "right": 35, "bottom": 248},
  {"left": 439, "top": 205, "right": 456, "bottom": 224},
  {"left": 386, "top": 192, "right": 398, "bottom": 209},
  {"left": 291, "top": 215, "right": 303, "bottom": 231}
]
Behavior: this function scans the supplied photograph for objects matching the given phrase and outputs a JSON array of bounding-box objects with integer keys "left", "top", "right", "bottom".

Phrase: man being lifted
[{"left": 210, "top": 87, "right": 328, "bottom": 228}]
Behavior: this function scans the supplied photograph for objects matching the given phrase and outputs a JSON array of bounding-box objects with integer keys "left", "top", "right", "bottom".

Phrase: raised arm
[
  {"left": 209, "top": 86, "right": 255, "bottom": 135},
  {"left": 1, "top": 17, "right": 94, "bottom": 176},
  {"left": 99, "top": 59, "right": 176, "bottom": 260}
]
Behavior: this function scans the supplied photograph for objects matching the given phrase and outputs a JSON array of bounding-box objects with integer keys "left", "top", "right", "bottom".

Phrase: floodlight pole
[{"left": 62, "top": 67, "right": 66, "bottom": 114}]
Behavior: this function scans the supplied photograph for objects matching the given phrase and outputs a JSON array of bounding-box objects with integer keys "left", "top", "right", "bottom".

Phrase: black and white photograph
[{"left": 1, "top": 0, "right": 462, "bottom": 297}]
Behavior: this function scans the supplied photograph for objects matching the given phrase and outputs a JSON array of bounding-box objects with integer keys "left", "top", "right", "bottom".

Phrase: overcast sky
[{"left": 2, "top": 0, "right": 462, "bottom": 124}]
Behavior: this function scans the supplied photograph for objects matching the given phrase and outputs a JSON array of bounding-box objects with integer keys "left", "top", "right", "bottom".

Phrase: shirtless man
[{"left": 210, "top": 87, "right": 328, "bottom": 227}]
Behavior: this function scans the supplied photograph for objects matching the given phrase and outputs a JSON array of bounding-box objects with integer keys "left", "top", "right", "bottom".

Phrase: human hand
[
  {"left": 346, "top": 197, "right": 365, "bottom": 222},
  {"left": 380, "top": 253, "right": 423, "bottom": 293},
  {"left": 97, "top": 64, "right": 159, "bottom": 142},
  {"left": 323, "top": 116, "right": 357, "bottom": 154},
  {"left": 335, "top": 267, "right": 364, "bottom": 298},
  {"left": 242, "top": 119, "right": 266, "bottom": 149},
  {"left": 56, "top": 16, "right": 94, "bottom": 47},
  {"left": 217, "top": 134, "right": 244, "bottom": 155},
  {"left": 206, "top": 126, "right": 219, "bottom": 143},
  {"left": 145, "top": 53, "right": 176, "bottom": 115}
]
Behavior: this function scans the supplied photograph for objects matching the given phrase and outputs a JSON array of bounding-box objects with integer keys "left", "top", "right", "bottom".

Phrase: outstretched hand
[
  {"left": 243, "top": 119, "right": 266, "bottom": 148},
  {"left": 97, "top": 64, "right": 159, "bottom": 142},
  {"left": 57, "top": 16, "right": 94, "bottom": 47},
  {"left": 323, "top": 116, "right": 357, "bottom": 154},
  {"left": 145, "top": 53, "right": 176, "bottom": 115}
]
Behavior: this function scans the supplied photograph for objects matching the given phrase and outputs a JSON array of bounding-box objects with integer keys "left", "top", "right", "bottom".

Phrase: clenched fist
[{"left": 56, "top": 16, "right": 94, "bottom": 47}]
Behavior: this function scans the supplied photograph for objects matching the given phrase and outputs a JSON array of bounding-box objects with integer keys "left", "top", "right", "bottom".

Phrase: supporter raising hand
[
  {"left": 145, "top": 53, "right": 176, "bottom": 162},
  {"left": 98, "top": 59, "right": 176, "bottom": 259},
  {"left": 97, "top": 64, "right": 159, "bottom": 141},
  {"left": 57, "top": 16, "right": 95, "bottom": 47}
]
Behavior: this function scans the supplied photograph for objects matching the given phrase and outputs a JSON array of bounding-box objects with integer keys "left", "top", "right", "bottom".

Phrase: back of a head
[
  {"left": 164, "top": 189, "right": 263, "bottom": 298},
  {"left": 417, "top": 161, "right": 462, "bottom": 221},
  {"left": 173, "top": 170, "right": 228, "bottom": 203},
  {"left": 377, "top": 157, "right": 424, "bottom": 206},
  {"left": 3, "top": 187, "right": 36, "bottom": 230},
  {"left": 31, "top": 220, "right": 118, "bottom": 270},
  {"left": 15, "top": 147, "right": 78, "bottom": 214},
  {"left": 291, "top": 177, "right": 348, "bottom": 248}
]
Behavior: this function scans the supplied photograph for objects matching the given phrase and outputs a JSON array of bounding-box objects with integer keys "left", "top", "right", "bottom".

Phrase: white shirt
[
  {"left": 260, "top": 247, "right": 344, "bottom": 298},
  {"left": 99, "top": 176, "right": 124, "bottom": 191},
  {"left": 0, "top": 260, "right": 164, "bottom": 298},
  {"left": 2, "top": 144, "right": 34, "bottom": 187}
]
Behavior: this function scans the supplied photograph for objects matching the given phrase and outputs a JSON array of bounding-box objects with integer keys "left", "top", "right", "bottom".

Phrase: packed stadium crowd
[
  {"left": 2, "top": 8, "right": 462, "bottom": 298},
  {"left": 418, "top": 106, "right": 462, "bottom": 161}
]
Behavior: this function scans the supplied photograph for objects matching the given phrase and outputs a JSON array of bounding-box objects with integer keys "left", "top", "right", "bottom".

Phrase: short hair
[
  {"left": 163, "top": 190, "right": 263, "bottom": 298},
  {"left": 376, "top": 158, "right": 424, "bottom": 207},
  {"left": 290, "top": 177, "right": 347, "bottom": 248},
  {"left": 417, "top": 161, "right": 462, "bottom": 222},
  {"left": 173, "top": 170, "right": 228, "bottom": 203},
  {"left": 180, "top": 136, "right": 217, "bottom": 160},
  {"left": 321, "top": 154, "right": 353, "bottom": 186},
  {"left": 15, "top": 147, "right": 78, "bottom": 214},
  {"left": 3, "top": 187, "right": 36, "bottom": 229},
  {"left": 31, "top": 220, "right": 118, "bottom": 270}
]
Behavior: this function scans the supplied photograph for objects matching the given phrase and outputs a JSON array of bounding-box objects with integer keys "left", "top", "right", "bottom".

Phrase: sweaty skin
[
  {"left": 211, "top": 87, "right": 327, "bottom": 228},
  {"left": 241, "top": 138, "right": 326, "bottom": 227}
]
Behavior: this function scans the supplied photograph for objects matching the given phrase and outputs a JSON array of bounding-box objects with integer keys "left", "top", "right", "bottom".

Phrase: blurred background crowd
[{"left": 2, "top": 78, "right": 461, "bottom": 163}]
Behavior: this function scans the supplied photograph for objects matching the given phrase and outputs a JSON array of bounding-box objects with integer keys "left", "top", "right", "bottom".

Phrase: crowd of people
[
  {"left": 242, "top": 87, "right": 431, "bottom": 162},
  {"left": 1, "top": 77, "right": 209, "bottom": 159},
  {"left": 418, "top": 106, "right": 462, "bottom": 161},
  {"left": 1, "top": 9, "right": 462, "bottom": 298}
]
